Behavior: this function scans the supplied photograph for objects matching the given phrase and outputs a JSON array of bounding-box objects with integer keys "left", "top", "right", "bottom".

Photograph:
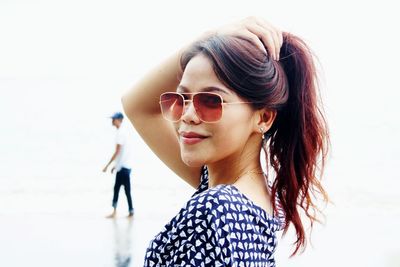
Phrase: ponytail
[{"left": 268, "top": 33, "right": 329, "bottom": 256}]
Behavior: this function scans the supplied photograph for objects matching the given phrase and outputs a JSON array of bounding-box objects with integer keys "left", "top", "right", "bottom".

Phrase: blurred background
[{"left": 1, "top": 0, "right": 399, "bottom": 266}]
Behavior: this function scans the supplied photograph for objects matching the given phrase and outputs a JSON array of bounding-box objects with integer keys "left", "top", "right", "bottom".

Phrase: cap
[{"left": 110, "top": 112, "right": 124, "bottom": 120}]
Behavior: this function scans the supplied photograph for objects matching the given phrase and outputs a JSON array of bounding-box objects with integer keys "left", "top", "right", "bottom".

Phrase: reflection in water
[{"left": 112, "top": 218, "right": 133, "bottom": 267}]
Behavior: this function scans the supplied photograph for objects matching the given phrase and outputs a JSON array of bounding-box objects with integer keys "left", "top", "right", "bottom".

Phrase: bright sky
[{"left": 0, "top": 0, "right": 399, "bottom": 191}]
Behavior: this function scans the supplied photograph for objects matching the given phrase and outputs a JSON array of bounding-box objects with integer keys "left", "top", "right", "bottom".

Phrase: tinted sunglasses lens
[
  {"left": 193, "top": 93, "right": 222, "bottom": 122},
  {"left": 160, "top": 93, "right": 183, "bottom": 121}
]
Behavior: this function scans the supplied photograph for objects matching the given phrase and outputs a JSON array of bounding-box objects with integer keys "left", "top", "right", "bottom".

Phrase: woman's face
[{"left": 173, "top": 54, "right": 257, "bottom": 167}]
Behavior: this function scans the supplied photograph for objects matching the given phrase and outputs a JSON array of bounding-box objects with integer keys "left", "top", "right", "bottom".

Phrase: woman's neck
[{"left": 207, "top": 148, "right": 263, "bottom": 188}]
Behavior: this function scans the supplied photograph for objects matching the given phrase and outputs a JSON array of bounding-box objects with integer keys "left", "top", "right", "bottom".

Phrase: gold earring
[{"left": 260, "top": 127, "right": 265, "bottom": 140}]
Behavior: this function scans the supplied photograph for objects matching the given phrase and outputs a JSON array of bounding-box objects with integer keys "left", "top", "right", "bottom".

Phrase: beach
[
  {"left": 1, "top": 168, "right": 399, "bottom": 267},
  {"left": 1, "top": 1, "right": 400, "bottom": 266}
]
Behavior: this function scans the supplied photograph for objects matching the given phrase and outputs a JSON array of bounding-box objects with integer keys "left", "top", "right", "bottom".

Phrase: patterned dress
[{"left": 144, "top": 166, "right": 284, "bottom": 267}]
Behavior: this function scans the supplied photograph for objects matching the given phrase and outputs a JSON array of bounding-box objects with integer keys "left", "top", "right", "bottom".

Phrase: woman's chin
[{"left": 181, "top": 154, "right": 205, "bottom": 167}]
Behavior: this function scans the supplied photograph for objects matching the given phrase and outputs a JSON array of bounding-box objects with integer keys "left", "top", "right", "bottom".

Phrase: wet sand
[{"left": 1, "top": 181, "right": 399, "bottom": 267}]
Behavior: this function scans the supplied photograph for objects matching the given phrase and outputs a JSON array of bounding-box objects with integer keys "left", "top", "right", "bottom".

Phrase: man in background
[{"left": 103, "top": 112, "right": 134, "bottom": 218}]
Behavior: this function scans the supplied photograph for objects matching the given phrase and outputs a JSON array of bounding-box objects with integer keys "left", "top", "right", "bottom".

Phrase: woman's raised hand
[{"left": 209, "top": 16, "right": 283, "bottom": 61}]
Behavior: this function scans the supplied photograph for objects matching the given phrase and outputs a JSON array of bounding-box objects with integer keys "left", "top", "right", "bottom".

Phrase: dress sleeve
[{"left": 185, "top": 190, "right": 227, "bottom": 267}]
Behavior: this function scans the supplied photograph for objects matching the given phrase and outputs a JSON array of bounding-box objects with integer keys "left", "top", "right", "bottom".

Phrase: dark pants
[{"left": 112, "top": 167, "right": 133, "bottom": 213}]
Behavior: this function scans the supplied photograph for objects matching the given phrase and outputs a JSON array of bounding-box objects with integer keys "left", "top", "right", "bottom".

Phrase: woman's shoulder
[
  {"left": 190, "top": 183, "right": 257, "bottom": 219},
  {"left": 189, "top": 165, "right": 283, "bottom": 229},
  {"left": 184, "top": 182, "right": 237, "bottom": 221}
]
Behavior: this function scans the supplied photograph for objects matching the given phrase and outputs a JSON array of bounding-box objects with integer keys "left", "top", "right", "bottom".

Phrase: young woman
[{"left": 122, "top": 17, "right": 329, "bottom": 267}]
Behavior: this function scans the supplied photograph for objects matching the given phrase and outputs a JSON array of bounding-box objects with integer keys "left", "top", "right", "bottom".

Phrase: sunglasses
[{"left": 159, "top": 92, "right": 252, "bottom": 123}]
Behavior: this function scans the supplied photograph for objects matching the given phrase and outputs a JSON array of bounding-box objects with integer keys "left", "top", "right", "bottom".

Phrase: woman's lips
[{"left": 179, "top": 131, "right": 208, "bottom": 145}]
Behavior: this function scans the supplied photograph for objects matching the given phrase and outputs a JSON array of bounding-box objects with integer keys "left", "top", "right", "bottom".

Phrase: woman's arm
[{"left": 122, "top": 48, "right": 203, "bottom": 188}]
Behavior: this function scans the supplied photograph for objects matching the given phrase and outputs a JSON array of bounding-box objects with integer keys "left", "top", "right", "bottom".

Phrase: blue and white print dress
[{"left": 144, "top": 166, "right": 285, "bottom": 267}]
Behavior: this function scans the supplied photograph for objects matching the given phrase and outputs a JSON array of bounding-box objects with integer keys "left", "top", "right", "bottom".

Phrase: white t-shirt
[{"left": 115, "top": 122, "right": 134, "bottom": 172}]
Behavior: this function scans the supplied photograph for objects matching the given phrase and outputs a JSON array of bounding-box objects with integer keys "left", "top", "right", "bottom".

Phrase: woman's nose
[{"left": 181, "top": 100, "right": 201, "bottom": 124}]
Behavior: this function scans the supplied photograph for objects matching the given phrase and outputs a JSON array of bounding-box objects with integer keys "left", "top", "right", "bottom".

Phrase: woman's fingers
[
  {"left": 237, "top": 29, "right": 268, "bottom": 54},
  {"left": 246, "top": 23, "right": 279, "bottom": 60},
  {"left": 254, "top": 18, "right": 283, "bottom": 60},
  {"left": 214, "top": 17, "right": 282, "bottom": 61}
]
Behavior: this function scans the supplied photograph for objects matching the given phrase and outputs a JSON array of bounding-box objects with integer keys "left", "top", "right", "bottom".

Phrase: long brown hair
[{"left": 181, "top": 33, "right": 329, "bottom": 255}]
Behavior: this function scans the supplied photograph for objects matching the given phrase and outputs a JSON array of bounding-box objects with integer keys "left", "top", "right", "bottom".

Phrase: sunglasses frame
[{"left": 159, "top": 91, "right": 253, "bottom": 123}]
